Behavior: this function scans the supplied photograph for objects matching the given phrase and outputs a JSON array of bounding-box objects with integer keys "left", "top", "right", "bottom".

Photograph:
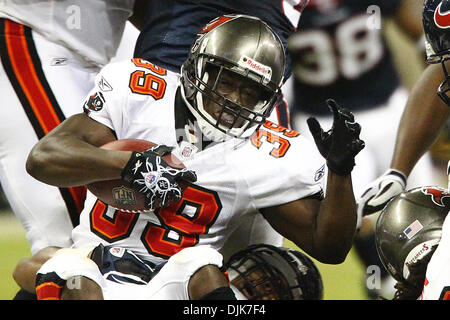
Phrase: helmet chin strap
[{"left": 180, "top": 83, "right": 231, "bottom": 143}]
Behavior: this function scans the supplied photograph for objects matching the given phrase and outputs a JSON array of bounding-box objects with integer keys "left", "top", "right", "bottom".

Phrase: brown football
[{"left": 86, "top": 139, "right": 185, "bottom": 213}]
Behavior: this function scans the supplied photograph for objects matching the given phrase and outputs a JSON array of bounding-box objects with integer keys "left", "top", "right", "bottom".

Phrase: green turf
[
  {"left": 0, "top": 213, "right": 31, "bottom": 300},
  {"left": 284, "top": 240, "right": 371, "bottom": 300}
]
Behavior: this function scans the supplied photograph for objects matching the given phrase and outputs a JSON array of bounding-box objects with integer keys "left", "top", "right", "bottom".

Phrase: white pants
[
  {"left": 0, "top": 19, "right": 138, "bottom": 254},
  {"left": 37, "top": 245, "right": 224, "bottom": 300},
  {"left": 103, "top": 246, "right": 224, "bottom": 300}
]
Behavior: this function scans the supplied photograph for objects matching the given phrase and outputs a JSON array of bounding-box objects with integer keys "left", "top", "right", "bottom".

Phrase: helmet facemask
[
  {"left": 227, "top": 249, "right": 295, "bottom": 300},
  {"left": 423, "top": 0, "right": 450, "bottom": 106},
  {"left": 180, "top": 14, "right": 285, "bottom": 143},
  {"left": 226, "top": 244, "right": 323, "bottom": 300},
  {"left": 182, "top": 54, "right": 280, "bottom": 142},
  {"left": 437, "top": 58, "right": 450, "bottom": 105},
  {"left": 426, "top": 39, "right": 450, "bottom": 105}
]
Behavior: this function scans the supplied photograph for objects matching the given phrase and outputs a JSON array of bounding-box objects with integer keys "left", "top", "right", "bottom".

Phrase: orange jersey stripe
[
  {"left": 4, "top": 20, "right": 61, "bottom": 134},
  {"left": 3, "top": 19, "right": 86, "bottom": 221},
  {"left": 69, "top": 186, "right": 87, "bottom": 215}
]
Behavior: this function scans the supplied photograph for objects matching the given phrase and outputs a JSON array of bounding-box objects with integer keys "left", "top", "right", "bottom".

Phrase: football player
[
  {"left": 375, "top": 186, "right": 450, "bottom": 300},
  {"left": 14, "top": 243, "right": 323, "bottom": 300},
  {"left": 358, "top": 0, "right": 450, "bottom": 299},
  {"left": 130, "top": 0, "right": 309, "bottom": 260},
  {"left": 25, "top": 15, "right": 364, "bottom": 299},
  {"left": 358, "top": 0, "right": 450, "bottom": 229},
  {"left": 0, "top": 0, "right": 140, "bottom": 300},
  {"left": 3, "top": 0, "right": 305, "bottom": 300},
  {"left": 0, "top": 0, "right": 137, "bottom": 254},
  {"left": 227, "top": 244, "right": 323, "bottom": 300},
  {"left": 287, "top": 0, "right": 436, "bottom": 298}
]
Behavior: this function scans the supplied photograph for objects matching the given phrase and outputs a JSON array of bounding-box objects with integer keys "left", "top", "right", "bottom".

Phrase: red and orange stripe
[{"left": 1, "top": 19, "right": 86, "bottom": 224}]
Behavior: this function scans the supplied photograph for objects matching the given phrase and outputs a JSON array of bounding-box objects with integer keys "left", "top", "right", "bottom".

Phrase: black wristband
[{"left": 120, "top": 151, "right": 140, "bottom": 182}]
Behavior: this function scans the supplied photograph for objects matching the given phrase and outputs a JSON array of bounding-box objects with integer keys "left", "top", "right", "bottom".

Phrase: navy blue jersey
[
  {"left": 133, "top": 0, "right": 299, "bottom": 79},
  {"left": 290, "top": 0, "right": 403, "bottom": 115}
]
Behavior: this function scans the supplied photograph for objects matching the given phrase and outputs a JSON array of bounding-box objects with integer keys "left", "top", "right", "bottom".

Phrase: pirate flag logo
[{"left": 83, "top": 91, "right": 105, "bottom": 113}]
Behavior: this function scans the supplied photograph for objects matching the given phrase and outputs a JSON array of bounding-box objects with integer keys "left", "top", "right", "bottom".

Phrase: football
[{"left": 86, "top": 139, "right": 185, "bottom": 213}]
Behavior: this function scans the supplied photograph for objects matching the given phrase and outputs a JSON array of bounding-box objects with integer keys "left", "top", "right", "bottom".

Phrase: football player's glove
[
  {"left": 307, "top": 99, "right": 365, "bottom": 175},
  {"left": 357, "top": 169, "right": 407, "bottom": 217},
  {"left": 121, "top": 145, "right": 197, "bottom": 210}
]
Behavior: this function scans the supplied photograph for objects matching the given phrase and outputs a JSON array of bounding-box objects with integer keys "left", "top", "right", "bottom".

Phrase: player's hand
[
  {"left": 307, "top": 99, "right": 365, "bottom": 175},
  {"left": 357, "top": 169, "right": 407, "bottom": 216},
  {"left": 121, "top": 145, "right": 197, "bottom": 210}
]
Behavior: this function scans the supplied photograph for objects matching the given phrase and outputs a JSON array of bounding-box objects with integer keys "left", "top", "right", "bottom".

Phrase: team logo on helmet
[
  {"left": 421, "top": 186, "right": 450, "bottom": 207},
  {"left": 199, "top": 15, "right": 235, "bottom": 34},
  {"left": 434, "top": 2, "right": 450, "bottom": 29}
]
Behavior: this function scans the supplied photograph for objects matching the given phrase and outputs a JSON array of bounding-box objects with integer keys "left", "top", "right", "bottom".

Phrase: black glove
[
  {"left": 121, "top": 145, "right": 197, "bottom": 210},
  {"left": 307, "top": 99, "right": 365, "bottom": 175}
]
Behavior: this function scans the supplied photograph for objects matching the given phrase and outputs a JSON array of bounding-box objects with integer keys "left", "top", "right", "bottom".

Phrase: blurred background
[{"left": 0, "top": 18, "right": 446, "bottom": 300}]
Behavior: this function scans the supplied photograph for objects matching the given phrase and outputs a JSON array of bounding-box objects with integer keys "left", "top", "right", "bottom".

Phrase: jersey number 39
[{"left": 89, "top": 184, "right": 221, "bottom": 259}]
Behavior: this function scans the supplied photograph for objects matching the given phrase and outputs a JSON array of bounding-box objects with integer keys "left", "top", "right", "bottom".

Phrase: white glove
[{"left": 357, "top": 169, "right": 407, "bottom": 219}]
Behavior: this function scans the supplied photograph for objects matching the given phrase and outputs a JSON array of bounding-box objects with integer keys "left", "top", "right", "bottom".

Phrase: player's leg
[
  {"left": 13, "top": 246, "right": 60, "bottom": 295},
  {"left": 123, "top": 246, "right": 236, "bottom": 300},
  {"left": 188, "top": 264, "right": 234, "bottom": 300},
  {"left": 60, "top": 276, "right": 103, "bottom": 300},
  {"left": 34, "top": 247, "right": 103, "bottom": 300},
  {"left": 0, "top": 18, "right": 95, "bottom": 254}
]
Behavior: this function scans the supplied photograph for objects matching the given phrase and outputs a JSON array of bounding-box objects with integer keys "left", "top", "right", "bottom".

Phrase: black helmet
[
  {"left": 226, "top": 244, "right": 323, "bottom": 300},
  {"left": 423, "top": 0, "right": 450, "bottom": 105},
  {"left": 375, "top": 186, "right": 450, "bottom": 284},
  {"left": 180, "top": 14, "right": 286, "bottom": 142}
]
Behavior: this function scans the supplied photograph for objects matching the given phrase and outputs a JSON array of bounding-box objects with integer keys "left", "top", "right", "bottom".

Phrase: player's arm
[
  {"left": 261, "top": 172, "right": 356, "bottom": 264},
  {"left": 391, "top": 62, "right": 450, "bottom": 176},
  {"left": 27, "top": 100, "right": 196, "bottom": 210},
  {"left": 262, "top": 99, "right": 364, "bottom": 264},
  {"left": 13, "top": 246, "right": 60, "bottom": 293},
  {"left": 26, "top": 113, "right": 131, "bottom": 187},
  {"left": 358, "top": 63, "right": 450, "bottom": 216},
  {"left": 393, "top": 0, "right": 425, "bottom": 41}
]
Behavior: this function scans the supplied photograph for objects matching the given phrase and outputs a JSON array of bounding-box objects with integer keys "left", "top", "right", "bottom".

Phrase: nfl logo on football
[{"left": 112, "top": 186, "right": 137, "bottom": 206}]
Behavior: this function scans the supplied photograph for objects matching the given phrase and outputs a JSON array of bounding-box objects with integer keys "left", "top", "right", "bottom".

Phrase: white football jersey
[
  {"left": 71, "top": 58, "right": 326, "bottom": 265},
  {"left": 0, "top": 0, "right": 135, "bottom": 66},
  {"left": 420, "top": 212, "right": 450, "bottom": 300}
]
